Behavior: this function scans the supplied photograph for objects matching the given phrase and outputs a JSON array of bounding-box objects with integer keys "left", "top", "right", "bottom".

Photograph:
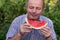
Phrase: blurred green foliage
[
  {"left": 0, "top": 0, "right": 26, "bottom": 24},
  {"left": 0, "top": 0, "right": 60, "bottom": 40}
]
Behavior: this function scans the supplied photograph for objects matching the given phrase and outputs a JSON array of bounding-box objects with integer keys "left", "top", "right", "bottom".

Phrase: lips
[{"left": 30, "top": 12, "right": 38, "bottom": 16}]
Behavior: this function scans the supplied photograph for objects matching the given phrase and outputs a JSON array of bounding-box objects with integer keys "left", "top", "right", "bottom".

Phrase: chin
[
  {"left": 30, "top": 17, "right": 39, "bottom": 20},
  {"left": 34, "top": 18, "right": 38, "bottom": 20}
]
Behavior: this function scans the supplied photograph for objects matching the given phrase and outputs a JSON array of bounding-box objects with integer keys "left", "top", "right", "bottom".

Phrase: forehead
[{"left": 28, "top": 0, "right": 43, "bottom": 7}]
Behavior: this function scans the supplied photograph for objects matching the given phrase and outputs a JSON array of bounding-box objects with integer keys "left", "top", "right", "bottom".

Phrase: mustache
[{"left": 30, "top": 12, "right": 38, "bottom": 16}]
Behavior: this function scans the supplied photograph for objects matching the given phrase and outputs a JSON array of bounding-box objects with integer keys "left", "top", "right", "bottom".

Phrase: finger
[
  {"left": 45, "top": 27, "right": 52, "bottom": 33},
  {"left": 40, "top": 29, "right": 52, "bottom": 37},
  {"left": 40, "top": 29, "right": 48, "bottom": 35},
  {"left": 40, "top": 29, "right": 51, "bottom": 34},
  {"left": 24, "top": 27, "right": 32, "bottom": 30},
  {"left": 40, "top": 27, "right": 51, "bottom": 32},
  {"left": 41, "top": 29, "right": 51, "bottom": 34},
  {"left": 22, "top": 24, "right": 30, "bottom": 28},
  {"left": 40, "top": 27, "right": 52, "bottom": 34},
  {"left": 27, "top": 26, "right": 33, "bottom": 29},
  {"left": 24, "top": 28, "right": 31, "bottom": 32},
  {"left": 23, "top": 24, "right": 33, "bottom": 29},
  {"left": 23, "top": 24, "right": 32, "bottom": 30},
  {"left": 23, "top": 23, "right": 30, "bottom": 26},
  {"left": 23, "top": 26, "right": 31, "bottom": 29},
  {"left": 40, "top": 29, "right": 51, "bottom": 37},
  {"left": 44, "top": 27, "right": 51, "bottom": 31}
]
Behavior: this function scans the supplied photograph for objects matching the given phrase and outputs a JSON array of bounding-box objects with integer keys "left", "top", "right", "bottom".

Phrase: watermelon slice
[{"left": 25, "top": 18, "right": 47, "bottom": 29}]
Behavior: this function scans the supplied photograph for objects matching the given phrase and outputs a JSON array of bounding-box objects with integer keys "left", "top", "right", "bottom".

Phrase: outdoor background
[{"left": 0, "top": 0, "right": 60, "bottom": 40}]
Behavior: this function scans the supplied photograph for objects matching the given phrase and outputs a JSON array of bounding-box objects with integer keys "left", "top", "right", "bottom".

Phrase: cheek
[
  {"left": 37, "top": 10, "right": 43, "bottom": 14},
  {"left": 27, "top": 8, "right": 32, "bottom": 13}
]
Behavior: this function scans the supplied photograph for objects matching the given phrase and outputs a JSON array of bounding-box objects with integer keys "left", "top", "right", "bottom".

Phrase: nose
[{"left": 32, "top": 8, "right": 36, "bottom": 13}]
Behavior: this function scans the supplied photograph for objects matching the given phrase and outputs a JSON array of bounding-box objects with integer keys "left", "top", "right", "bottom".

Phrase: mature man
[{"left": 6, "top": 0, "right": 57, "bottom": 40}]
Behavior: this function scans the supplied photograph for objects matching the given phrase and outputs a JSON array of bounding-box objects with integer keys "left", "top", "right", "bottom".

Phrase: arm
[
  {"left": 45, "top": 19, "right": 57, "bottom": 40},
  {"left": 6, "top": 17, "right": 21, "bottom": 40},
  {"left": 6, "top": 17, "right": 32, "bottom": 40},
  {"left": 45, "top": 35, "right": 53, "bottom": 40},
  {"left": 8, "top": 32, "right": 22, "bottom": 40},
  {"left": 40, "top": 20, "right": 56, "bottom": 40},
  {"left": 47, "top": 20, "right": 57, "bottom": 40}
]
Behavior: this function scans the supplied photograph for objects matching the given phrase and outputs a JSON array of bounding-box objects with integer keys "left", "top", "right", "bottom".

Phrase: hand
[
  {"left": 40, "top": 26, "right": 52, "bottom": 38},
  {"left": 20, "top": 23, "right": 32, "bottom": 35}
]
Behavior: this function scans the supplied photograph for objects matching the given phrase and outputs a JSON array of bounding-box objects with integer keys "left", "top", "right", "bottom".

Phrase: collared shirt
[{"left": 6, "top": 14, "right": 57, "bottom": 40}]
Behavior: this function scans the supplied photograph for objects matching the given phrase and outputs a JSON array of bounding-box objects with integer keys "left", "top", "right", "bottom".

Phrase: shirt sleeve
[
  {"left": 48, "top": 20, "right": 57, "bottom": 40},
  {"left": 6, "top": 17, "right": 20, "bottom": 40}
]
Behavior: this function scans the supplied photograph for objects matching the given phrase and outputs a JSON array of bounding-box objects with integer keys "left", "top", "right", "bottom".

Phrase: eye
[
  {"left": 36, "top": 7, "right": 41, "bottom": 10},
  {"left": 29, "top": 6, "right": 34, "bottom": 9}
]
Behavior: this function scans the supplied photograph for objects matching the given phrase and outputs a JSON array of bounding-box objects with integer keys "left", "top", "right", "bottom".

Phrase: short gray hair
[{"left": 25, "top": 0, "right": 44, "bottom": 7}]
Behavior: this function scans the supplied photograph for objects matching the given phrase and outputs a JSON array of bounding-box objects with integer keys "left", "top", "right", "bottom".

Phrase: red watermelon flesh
[{"left": 25, "top": 18, "right": 47, "bottom": 29}]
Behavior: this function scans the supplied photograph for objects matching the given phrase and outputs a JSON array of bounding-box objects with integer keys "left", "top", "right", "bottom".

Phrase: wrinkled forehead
[
  {"left": 27, "top": 0, "right": 43, "bottom": 7},
  {"left": 28, "top": 0, "right": 43, "bottom": 3},
  {"left": 27, "top": 0, "right": 43, "bottom": 5}
]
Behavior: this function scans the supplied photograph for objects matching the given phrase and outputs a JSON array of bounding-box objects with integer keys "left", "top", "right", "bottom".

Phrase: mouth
[
  {"left": 28, "top": 14, "right": 39, "bottom": 20},
  {"left": 27, "top": 12, "right": 40, "bottom": 20},
  {"left": 31, "top": 12, "right": 38, "bottom": 16}
]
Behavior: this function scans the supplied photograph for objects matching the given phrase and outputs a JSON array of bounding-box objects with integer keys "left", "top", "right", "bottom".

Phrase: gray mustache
[{"left": 31, "top": 13, "right": 38, "bottom": 16}]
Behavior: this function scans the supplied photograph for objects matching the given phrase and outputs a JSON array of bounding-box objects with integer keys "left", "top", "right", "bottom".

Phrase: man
[{"left": 6, "top": 0, "right": 57, "bottom": 40}]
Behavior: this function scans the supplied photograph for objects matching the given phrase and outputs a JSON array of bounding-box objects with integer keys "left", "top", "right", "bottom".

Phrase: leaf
[
  {"left": 0, "top": 0, "right": 5, "bottom": 8},
  {"left": 10, "top": 0, "right": 21, "bottom": 3}
]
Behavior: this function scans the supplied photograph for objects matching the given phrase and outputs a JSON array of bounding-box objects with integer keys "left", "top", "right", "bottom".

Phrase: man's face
[{"left": 26, "top": 0, "right": 43, "bottom": 20}]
